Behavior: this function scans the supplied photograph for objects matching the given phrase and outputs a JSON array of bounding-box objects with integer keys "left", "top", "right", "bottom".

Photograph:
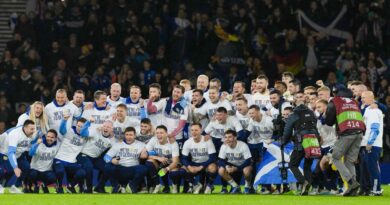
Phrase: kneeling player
[
  {"left": 29, "top": 129, "right": 59, "bottom": 193},
  {"left": 104, "top": 127, "right": 148, "bottom": 193},
  {"left": 145, "top": 125, "right": 181, "bottom": 194},
  {"left": 182, "top": 123, "right": 217, "bottom": 194},
  {"left": 218, "top": 130, "right": 252, "bottom": 194}
]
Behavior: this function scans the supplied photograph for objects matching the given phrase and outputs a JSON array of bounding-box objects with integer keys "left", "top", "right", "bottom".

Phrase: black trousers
[{"left": 289, "top": 149, "right": 313, "bottom": 184}]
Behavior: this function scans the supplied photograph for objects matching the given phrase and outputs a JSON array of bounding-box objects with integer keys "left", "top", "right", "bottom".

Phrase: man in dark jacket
[
  {"left": 282, "top": 91, "right": 319, "bottom": 195},
  {"left": 325, "top": 87, "right": 365, "bottom": 196}
]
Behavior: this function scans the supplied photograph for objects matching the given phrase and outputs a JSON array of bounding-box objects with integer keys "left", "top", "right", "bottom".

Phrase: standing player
[
  {"left": 107, "top": 83, "right": 125, "bottom": 109},
  {"left": 45, "top": 89, "right": 78, "bottom": 141},
  {"left": 136, "top": 118, "right": 155, "bottom": 144},
  {"left": 29, "top": 129, "right": 59, "bottom": 193},
  {"left": 124, "top": 85, "right": 143, "bottom": 120},
  {"left": 17, "top": 101, "right": 49, "bottom": 135},
  {"left": 146, "top": 83, "right": 165, "bottom": 127},
  {"left": 190, "top": 89, "right": 208, "bottom": 130},
  {"left": 104, "top": 127, "right": 148, "bottom": 193},
  {"left": 360, "top": 91, "right": 384, "bottom": 196},
  {"left": 113, "top": 104, "right": 145, "bottom": 142},
  {"left": 145, "top": 125, "right": 180, "bottom": 194},
  {"left": 82, "top": 90, "right": 115, "bottom": 131},
  {"left": 251, "top": 74, "right": 272, "bottom": 111},
  {"left": 218, "top": 130, "right": 252, "bottom": 194},
  {"left": 235, "top": 97, "right": 250, "bottom": 136},
  {"left": 69, "top": 90, "right": 86, "bottom": 126},
  {"left": 147, "top": 85, "right": 188, "bottom": 148},
  {"left": 204, "top": 107, "right": 244, "bottom": 152},
  {"left": 247, "top": 105, "right": 274, "bottom": 192},
  {"left": 198, "top": 86, "right": 233, "bottom": 120},
  {"left": 182, "top": 123, "right": 217, "bottom": 194}
]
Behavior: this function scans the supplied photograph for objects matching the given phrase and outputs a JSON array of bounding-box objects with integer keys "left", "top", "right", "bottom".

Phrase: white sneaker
[
  {"left": 272, "top": 190, "right": 281, "bottom": 195},
  {"left": 152, "top": 184, "right": 162, "bottom": 194},
  {"left": 309, "top": 187, "right": 319, "bottom": 195},
  {"left": 120, "top": 186, "right": 126, "bottom": 194},
  {"left": 9, "top": 185, "right": 23, "bottom": 194},
  {"left": 0, "top": 185, "right": 4, "bottom": 194},
  {"left": 193, "top": 183, "right": 203, "bottom": 194},
  {"left": 139, "top": 186, "right": 148, "bottom": 194},
  {"left": 171, "top": 184, "right": 178, "bottom": 194},
  {"left": 204, "top": 185, "right": 212, "bottom": 194},
  {"left": 329, "top": 189, "right": 339, "bottom": 195}
]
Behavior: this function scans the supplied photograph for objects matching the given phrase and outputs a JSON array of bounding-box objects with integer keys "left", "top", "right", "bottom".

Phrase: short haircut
[
  {"left": 210, "top": 78, "right": 221, "bottom": 87},
  {"left": 289, "top": 79, "right": 301, "bottom": 87},
  {"left": 94, "top": 90, "right": 107, "bottom": 100},
  {"left": 116, "top": 103, "right": 127, "bottom": 110},
  {"left": 249, "top": 104, "right": 260, "bottom": 111},
  {"left": 140, "top": 118, "right": 151, "bottom": 125},
  {"left": 191, "top": 123, "right": 202, "bottom": 129},
  {"left": 149, "top": 83, "right": 161, "bottom": 91},
  {"left": 317, "top": 86, "right": 330, "bottom": 93},
  {"left": 174, "top": 85, "right": 185, "bottom": 94},
  {"left": 56, "top": 89, "right": 67, "bottom": 95},
  {"left": 180, "top": 79, "right": 191, "bottom": 85},
  {"left": 130, "top": 85, "right": 141, "bottom": 91},
  {"left": 282, "top": 72, "right": 294, "bottom": 79},
  {"left": 225, "top": 129, "right": 237, "bottom": 137},
  {"left": 304, "top": 86, "right": 316, "bottom": 91},
  {"left": 208, "top": 86, "right": 219, "bottom": 92},
  {"left": 47, "top": 129, "right": 58, "bottom": 137},
  {"left": 192, "top": 89, "right": 204, "bottom": 96},
  {"left": 111, "top": 83, "right": 121, "bottom": 89},
  {"left": 274, "top": 81, "right": 287, "bottom": 89},
  {"left": 197, "top": 74, "right": 209, "bottom": 81},
  {"left": 316, "top": 99, "right": 328, "bottom": 105},
  {"left": 74, "top": 90, "right": 85, "bottom": 95},
  {"left": 23, "top": 119, "right": 35, "bottom": 127},
  {"left": 235, "top": 97, "right": 248, "bottom": 104},
  {"left": 234, "top": 81, "right": 246, "bottom": 88},
  {"left": 270, "top": 89, "right": 282, "bottom": 96},
  {"left": 310, "top": 92, "right": 318, "bottom": 97},
  {"left": 350, "top": 81, "right": 364, "bottom": 86},
  {"left": 257, "top": 74, "right": 269, "bottom": 82},
  {"left": 77, "top": 117, "right": 87, "bottom": 123},
  {"left": 124, "top": 127, "right": 136, "bottom": 134},
  {"left": 156, "top": 125, "right": 168, "bottom": 132},
  {"left": 216, "top": 107, "right": 228, "bottom": 113}
]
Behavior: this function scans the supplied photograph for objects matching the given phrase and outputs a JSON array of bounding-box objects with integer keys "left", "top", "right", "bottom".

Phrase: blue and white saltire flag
[
  {"left": 254, "top": 142, "right": 297, "bottom": 186},
  {"left": 254, "top": 141, "right": 318, "bottom": 186}
]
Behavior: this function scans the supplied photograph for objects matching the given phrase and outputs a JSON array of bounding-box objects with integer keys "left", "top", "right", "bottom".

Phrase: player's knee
[
  {"left": 207, "top": 163, "right": 217, "bottom": 173},
  {"left": 218, "top": 167, "right": 226, "bottom": 176},
  {"left": 243, "top": 166, "right": 252, "bottom": 175}
]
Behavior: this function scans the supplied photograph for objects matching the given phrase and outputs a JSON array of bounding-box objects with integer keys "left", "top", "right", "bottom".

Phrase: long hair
[{"left": 29, "top": 101, "right": 49, "bottom": 134}]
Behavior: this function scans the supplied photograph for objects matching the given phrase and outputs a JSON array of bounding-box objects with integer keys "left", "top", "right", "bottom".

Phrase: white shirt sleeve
[
  {"left": 207, "top": 140, "right": 216, "bottom": 154},
  {"left": 218, "top": 145, "right": 226, "bottom": 159},
  {"left": 171, "top": 142, "right": 180, "bottom": 157},
  {"left": 242, "top": 143, "right": 252, "bottom": 159},
  {"left": 106, "top": 144, "right": 118, "bottom": 158},
  {"left": 181, "top": 141, "right": 190, "bottom": 156}
]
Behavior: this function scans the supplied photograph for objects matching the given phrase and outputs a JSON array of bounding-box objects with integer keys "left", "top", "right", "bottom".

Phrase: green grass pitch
[{"left": 0, "top": 186, "right": 389, "bottom": 205}]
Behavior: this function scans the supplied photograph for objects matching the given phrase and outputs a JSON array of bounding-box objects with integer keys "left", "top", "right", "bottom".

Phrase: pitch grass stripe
[{"left": 0, "top": 186, "right": 389, "bottom": 205}]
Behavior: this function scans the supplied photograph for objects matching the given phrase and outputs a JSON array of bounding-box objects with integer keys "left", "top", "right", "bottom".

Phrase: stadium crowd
[{"left": 0, "top": 0, "right": 389, "bottom": 196}]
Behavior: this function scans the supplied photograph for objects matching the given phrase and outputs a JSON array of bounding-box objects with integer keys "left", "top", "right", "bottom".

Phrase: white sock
[{"left": 228, "top": 179, "right": 238, "bottom": 187}]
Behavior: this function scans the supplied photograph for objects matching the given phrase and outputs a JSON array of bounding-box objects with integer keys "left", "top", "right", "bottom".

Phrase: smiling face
[
  {"left": 224, "top": 133, "right": 236, "bottom": 148},
  {"left": 33, "top": 103, "right": 43, "bottom": 118},
  {"left": 101, "top": 121, "right": 113, "bottom": 136},
  {"left": 95, "top": 93, "right": 107, "bottom": 107},
  {"left": 23, "top": 124, "right": 36, "bottom": 137},
  {"left": 172, "top": 87, "right": 183, "bottom": 101},
  {"left": 190, "top": 124, "right": 202, "bottom": 141},
  {"left": 140, "top": 122, "right": 151, "bottom": 135},
  {"left": 55, "top": 92, "right": 67, "bottom": 105},
  {"left": 124, "top": 130, "right": 136, "bottom": 144},
  {"left": 45, "top": 131, "right": 57, "bottom": 145},
  {"left": 130, "top": 87, "right": 141, "bottom": 101},
  {"left": 155, "top": 128, "right": 167, "bottom": 144}
]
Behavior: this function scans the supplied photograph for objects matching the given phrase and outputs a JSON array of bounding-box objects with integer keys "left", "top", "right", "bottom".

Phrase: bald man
[{"left": 359, "top": 91, "right": 384, "bottom": 196}]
